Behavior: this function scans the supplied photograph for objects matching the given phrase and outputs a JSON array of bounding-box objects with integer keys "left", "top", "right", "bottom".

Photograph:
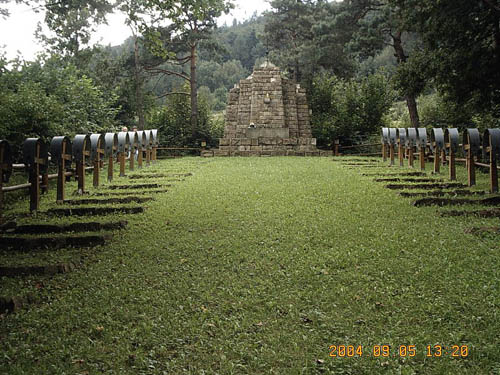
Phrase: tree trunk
[
  {"left": 494, "top": 12, "right": 500, "bottom": 63},
  {"left": 392, "top": 31, "right": 420, "bottom": 128},
  {"left": 134, "top": 36, "right": 145, "bottom": 131},
  {"left": 190, "top": 42, "right": 198, "bottom": 139},
  {"left": 295, "top": 58, "right": 301, "bottom": 82},
  {"left": 405, "top": 95, "right": 420, "bottom": 129}
]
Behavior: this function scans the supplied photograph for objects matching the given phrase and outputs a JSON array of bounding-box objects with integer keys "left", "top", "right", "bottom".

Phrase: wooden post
[
  {"left": 489, "top": 148, "right": 498, "bottom": 193},
  {"left": 78, "top": 147, "right": 90, "bottom": 195},
  {"left": 29, "top": 143, "right": 41, "bottom": 212},
  {"left": 119, "top": 152, "right": 126, "bottom": 177},
  {"left": 93, "top": 140, "right": 104, "bottom": 188},
  {"left": 0, "top": 175, "right": 3, "bottom": 225},
  {"left": 93, "top": 158, "right": 100, "bottom": 188},
  {"left": 449, "top": 147, "right": 456, "bottom": 181},
  {"left": 382, "top": 143, "right": 387, "bottom": 162},
  {"left": 0, "top": 146, "right": 4, "bottom": 224},
  {"left": 138, "top": 148, "right": 143, "bottom": 169},
  {"left": 419, "top": 148, "right": 426, "bottom": 171},
  {"left": 76, "top": 160, "right": 85, "bottom": 194},
  {"left": 56, "top": 141, "right": 66, "bottom": 203},
  {"left": 129, "top": 149, "right": 135, "bottom": 171},
  {"left": 441, "top": 149, "right": 446, "bottom": 166},
  {"left": 146, "top": 148, "right": 151, "bottom": 166},
  {"left": 108, "top": 155, "right": 114, "bottom": 182},
  {"left": 334, "top": 140, "right": 340, "bottom": 156},
  {"left": 408, "top": 147, "right": 414, "bottom": 168},
  {"left": 389, "top": 143, "right": 395, "bottom": 166},
  {"left": 433, "top": 148, "right": 440, "bottom": 173},
  {"left": 398, "top": 143, "right": 404, "bottom": 167},
  {"left": 466, "top": 146, "right": 476, "bottom": 187},
  {"left": 41, "top": 172, "right": 49, "bottom": 194}
]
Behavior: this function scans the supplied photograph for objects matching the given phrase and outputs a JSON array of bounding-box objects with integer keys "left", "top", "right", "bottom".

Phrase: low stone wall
[{"left": 203, "top": 149, "right": 333, "bottom": 157}]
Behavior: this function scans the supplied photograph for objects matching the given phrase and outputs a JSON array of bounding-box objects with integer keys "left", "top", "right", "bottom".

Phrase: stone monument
[{"left": 212, "top": 62, "right": 329, "bottom": 157}]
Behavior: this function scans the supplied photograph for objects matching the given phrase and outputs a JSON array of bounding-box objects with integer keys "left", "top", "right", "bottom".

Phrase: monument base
[{"left": 206, "top": 136, "right": 332, "bottom": 157}]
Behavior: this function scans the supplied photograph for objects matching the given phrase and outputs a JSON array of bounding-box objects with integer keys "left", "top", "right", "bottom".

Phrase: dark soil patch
[
  {"left": 0, "top": 262, "right": 77, "bottom": 277},
  {"left": 46, "top": 207, "right": 144, "bottom": 216},
  {"left": 0, "top": 235, "right": 111, "bottom": 251},
  {"left": 128, "top": 173, "right": 193, "bottom": 179},
  {"left": 343, "top": 163, "right": 379, "bottom": 166},
  {"left": 2, "top": 221, "right": 127, "bottom": 234},
  {"left": 333, "top": 158, "right": 380, "bottom": 162},
  {"left": 413, "top": 196, "right": 500, "bottom": 207},
  {"left": 375, "top": 178, "right": 443, "bottom": 183},
  {"left": 464, "top": 227, "right": 500, "bottom": 235},
  {"left": 92, "top": 189, "right": 169, "bottom": 196},
  {"left": 108, "top": 184, "right": 162, "bottom": 190},
  {"left": 363, "top": 172, "right": 427, "bottom": 177},
  {"left": 440, "top": 209, "right": 500, "bottom": 218},
  {"left": 64, "top": 197, "right": 153, "bottom": 205},
  {"left": 0, "top": 294, "right": 38, "bottom": 314},
  {"left": 399, "top": 190, "right": 486, "bottom": 198},
  {"left": 385, "top": 183, "right": 466, "bottom": 190},
  {"left": 346, "top": 166, "right": 383, "bottom": 169}
]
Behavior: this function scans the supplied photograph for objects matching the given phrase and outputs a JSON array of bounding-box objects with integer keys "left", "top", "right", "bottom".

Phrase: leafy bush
[
  {"left": 148, "top": 85, "right": 221, "bottom": 148},
  {"left": 388, "top": 92, "right": 499, "bottom": 132},
  {"left": 309, "top": 72, "right": 395, "bottom": 148},
  {"left": 0, "top": 55, "right": 120, "bottom": 153}
]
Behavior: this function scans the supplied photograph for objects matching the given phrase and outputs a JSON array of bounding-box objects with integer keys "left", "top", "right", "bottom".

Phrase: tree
[
  {"left": 197, "top": 59, "right": 248, "bottom": 92},
  {"left": 390, "top": 0, "right": 500, "bottom": 116},
  {"left": 0, "top": 54, "right": 119, "bottom": 148},
  {"left": 35, "top": 0, "right": 114, "bottom": 63},
  {"left": 148, "top": 83, "right": 214, "bottom": 147},
  {"left": 141, "top": 0, "right": 233, "bottom": 141},
  {"left": 118, "top": 0, "right": 150, "bottom": 130},
  {"left": 1, "top": 0, "right": 33, "bottom": 18},
  {"left": 263, "top": 0, "right": 355, "bottom": 87},
  {"left": 263, "top": 0, "right": 315, "bottom": 82},
  {"left": 338, "top": 0, "right": 426, "bottom": 128},
  {"left": 309, "top": 72, "right": 395, "bottom": 147}
]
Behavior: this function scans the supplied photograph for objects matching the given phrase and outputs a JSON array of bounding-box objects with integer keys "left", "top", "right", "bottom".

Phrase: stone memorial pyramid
[{"left": 213, "top": 62, "right": 328, "bottom": 157}]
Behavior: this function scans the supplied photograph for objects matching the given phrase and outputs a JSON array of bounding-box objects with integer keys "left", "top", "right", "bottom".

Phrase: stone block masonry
[{"left": 216, "top": 62, "right": 331, "bottom": 157}]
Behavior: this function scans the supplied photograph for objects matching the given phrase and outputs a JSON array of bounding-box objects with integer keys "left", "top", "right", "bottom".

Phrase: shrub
[
  {"left": 0, "top": 55, "right": 120, "bottom": 152},
  {"left": 309, "top": 72, "right": 395, "bottom": 148},
  {"left": 148, "top": 85, "right": 221, "bottom": 148}
]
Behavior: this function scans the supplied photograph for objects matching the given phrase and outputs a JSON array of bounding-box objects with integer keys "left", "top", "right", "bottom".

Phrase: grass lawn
[{"left": 1, "top": 156, "right": 499, "bottom": 374}]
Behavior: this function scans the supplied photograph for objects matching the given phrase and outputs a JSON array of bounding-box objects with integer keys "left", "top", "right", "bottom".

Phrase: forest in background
[{"left": 1, "top": 0, "right": 499, "bottom": 152}]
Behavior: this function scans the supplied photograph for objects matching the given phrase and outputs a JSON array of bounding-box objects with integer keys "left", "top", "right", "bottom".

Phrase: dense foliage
[
  {"left": 310, "top": 73, "right": 395, "bottom": 147},
  {"left": 1, "top": 0, "right": 499, "bottom": 150},
  {"left": 147, "top": 86, "right": 221, "bottom": 148},
  {"left": 0, "top": 55, "right": 119, "bottom": 151}
]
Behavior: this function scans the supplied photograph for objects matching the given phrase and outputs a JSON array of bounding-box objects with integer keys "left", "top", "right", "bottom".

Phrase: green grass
[{"left": 1, "top": 156, "right": 499, "bottom": 374}]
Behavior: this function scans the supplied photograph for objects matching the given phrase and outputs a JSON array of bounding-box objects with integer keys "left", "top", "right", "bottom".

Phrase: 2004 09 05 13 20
[{"left": 329, "top": 345, "right": 469, "bottom": 358}]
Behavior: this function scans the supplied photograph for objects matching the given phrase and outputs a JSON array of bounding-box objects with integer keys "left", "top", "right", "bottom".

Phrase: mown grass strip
[
  {"left": 63, "top": 197, "right": 153, "bottom": 205},
  {"left": 46, "top": 206, "right": 144, "bottom": 216},
  {"left": 0, "top": 157, "right": 498, "bottom": 374}
]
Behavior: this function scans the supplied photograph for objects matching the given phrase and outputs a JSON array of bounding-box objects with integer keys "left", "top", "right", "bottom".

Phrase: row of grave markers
[
  {"left": 380, "top": 127, "right": 500, "bottom": 193},
  {"left": 0, "top": 130, "right": 159, "bottom": 220}
]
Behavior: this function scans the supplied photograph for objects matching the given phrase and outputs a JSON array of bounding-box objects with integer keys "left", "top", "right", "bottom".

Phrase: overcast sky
[{"left": 0, "top": 0, "right": 271, "bottom": 61}]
